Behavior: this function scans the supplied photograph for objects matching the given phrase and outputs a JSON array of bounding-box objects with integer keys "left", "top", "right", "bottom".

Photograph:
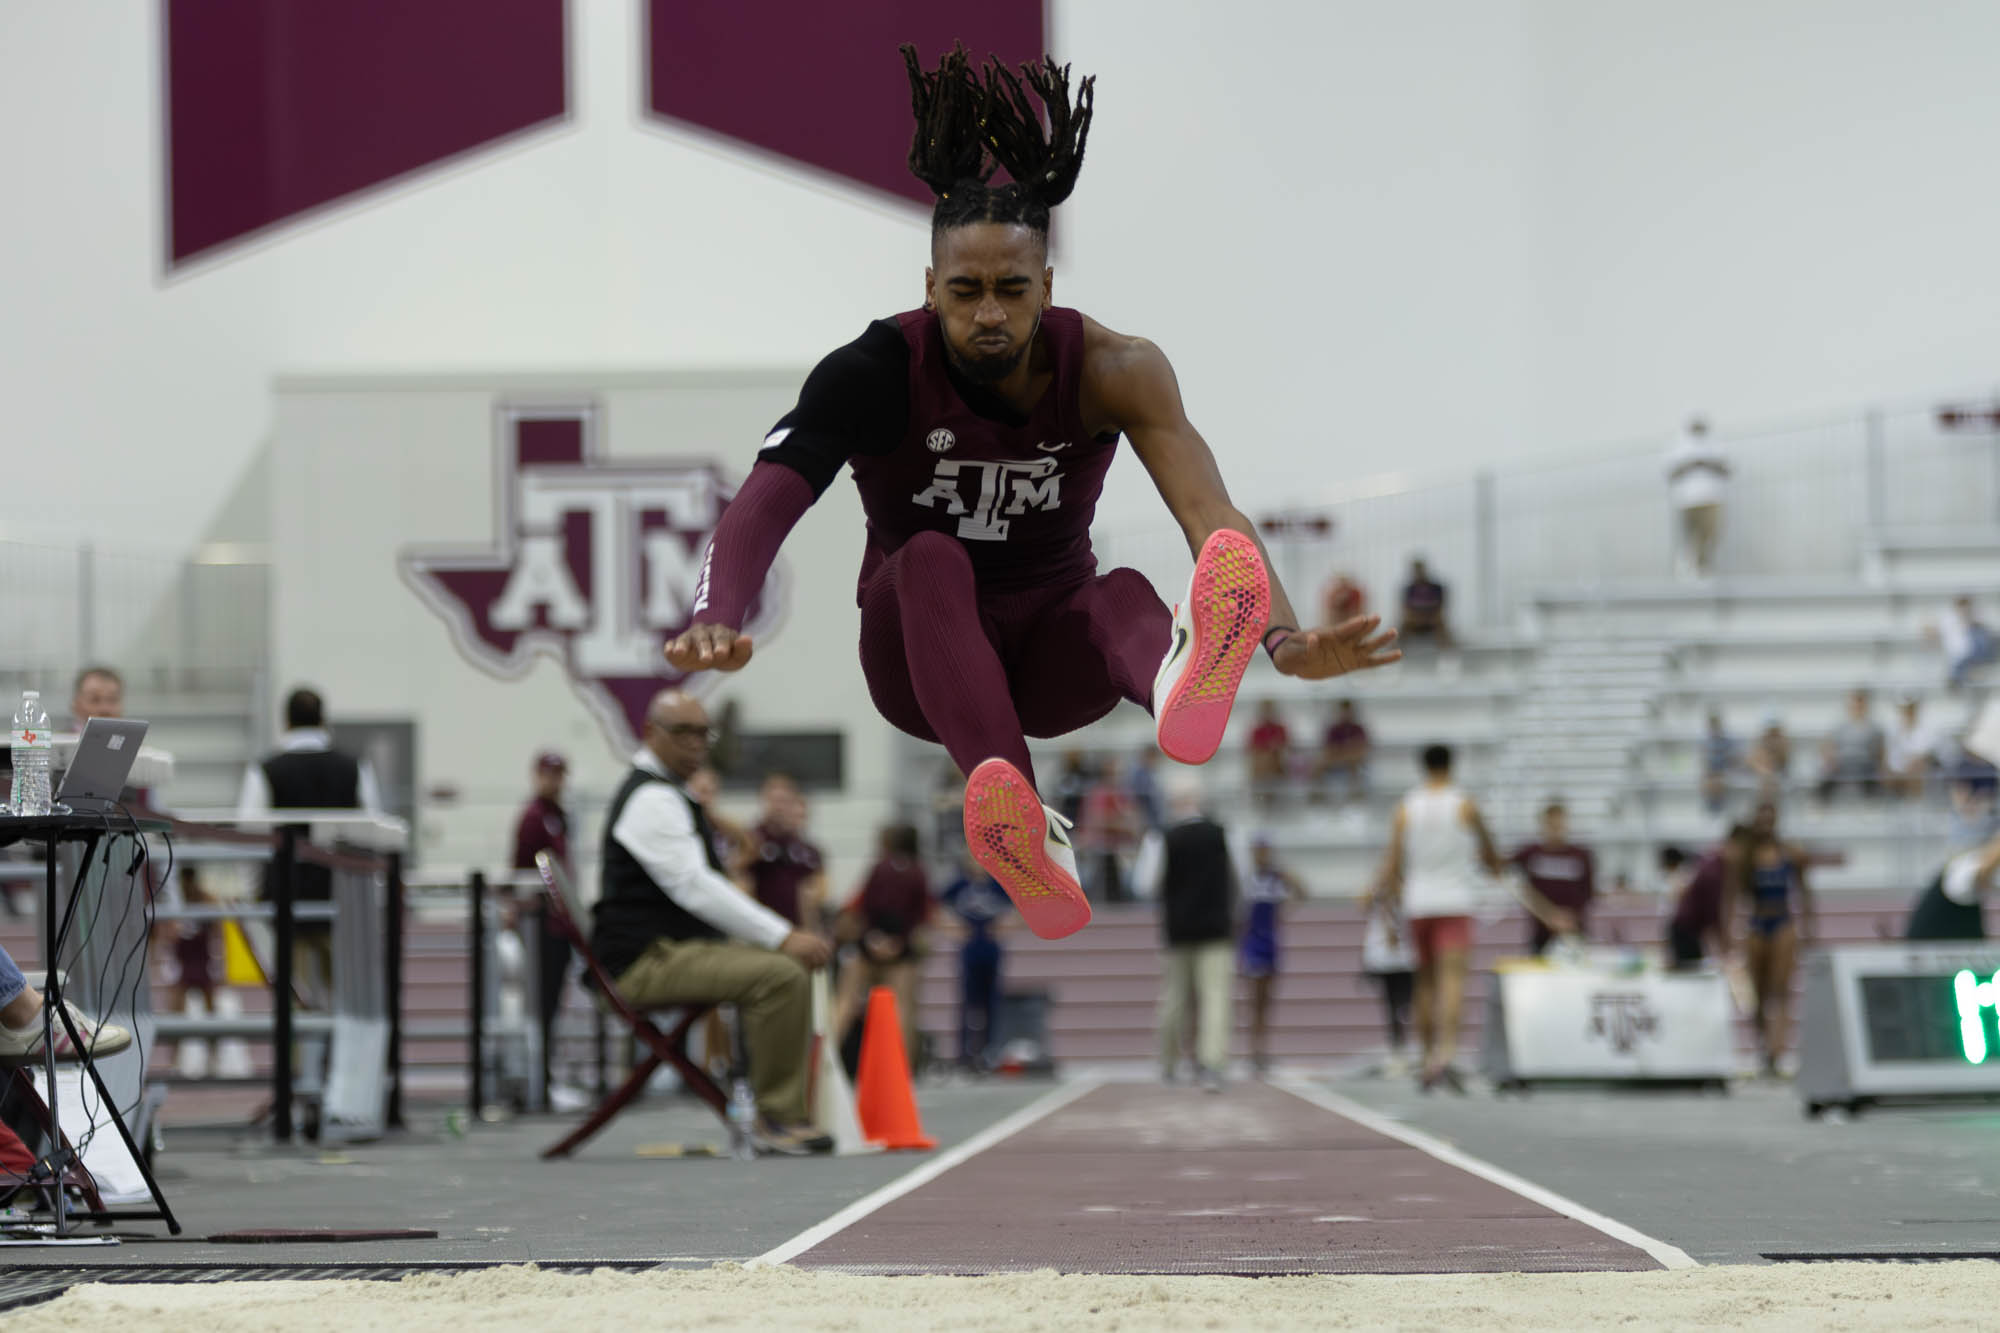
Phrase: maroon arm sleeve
[{"left": 690, "top": 461, "right": 817, "bottom": 630}]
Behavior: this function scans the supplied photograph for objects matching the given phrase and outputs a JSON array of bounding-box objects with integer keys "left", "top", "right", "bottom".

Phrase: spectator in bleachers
[
  {"left": 1737, "top": 802, "right": 1814, "bottom": 1077},
  {"left": 1887, "top": 696, "right": 1947, "bottom": 800},
  {"left": 1135, "top": 775, "right": 1237, "bottom": 1092},
  {"left": 1311, "top": 698, "right": 1371, "bottom": 805},
  {"left": 744, "top": 773, "right": 827, "bottom": 934},
  {"left": 1077, "top": 758, "right": 1141, "bottom": 901},
  {"left": 1322, "top": 571, "right": 1367, "bottom": 627},
  {"left": 1815, "top": 689, "right": 1885, "bottom": 804},
  {"left": 1369, "top": 744, "right": 1503, "bottom": 1094},
  {"left": 1238, "top": 836, "right": 1306, "bottom": 1076},
  {"left": 1510, "top": 801, "right": 1595, "bottom": 955},
  {"left": 1947, "top": 745, "right": 2000, "bottom": 848},
  {"left": 1700, "top": 709, "right": 1740, "bottom": 814},
  {"left": 1398, "top": 557, "right": 1454, "bottom": 653},
  {"left": 1664, "top": 416, "right": 1730, "bottom": 578},
  {"left": 1745, "top": 715, "right": 1791, "bottom": 802},
  {"left": 1247, "top": 700, "right": 1291, "bottom": 809},
  {"left": 1929, "top": 594, "right": 1996, "bottom": 691},
  {"left": 833, "top": 823, "right": 933, "bottom": 1065}
]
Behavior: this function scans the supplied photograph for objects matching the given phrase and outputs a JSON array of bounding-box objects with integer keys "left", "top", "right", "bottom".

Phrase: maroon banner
[
  {"left": 165, "top": 0, "right": 567, "bottom": 266},
  {"left": 646, "top": 0, "right": 1047, "bottom": 208}
]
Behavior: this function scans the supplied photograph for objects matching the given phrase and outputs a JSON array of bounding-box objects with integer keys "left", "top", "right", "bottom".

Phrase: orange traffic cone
[{"left": 854, "top": 985, "right": 936, "bottom": 1151}]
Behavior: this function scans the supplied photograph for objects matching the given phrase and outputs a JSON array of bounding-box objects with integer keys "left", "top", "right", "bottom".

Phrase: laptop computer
[{"left": 55, "top": 717, "right": 150, "bottom": 811}]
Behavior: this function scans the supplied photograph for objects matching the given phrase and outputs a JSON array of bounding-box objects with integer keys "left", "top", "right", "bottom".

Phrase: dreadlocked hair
[{"left": 900, "top": 41, "right": 1095, "bottom": 242}]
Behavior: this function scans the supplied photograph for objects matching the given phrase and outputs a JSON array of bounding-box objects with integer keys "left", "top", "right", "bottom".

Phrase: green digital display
[{"left": 1861, "top": 971, "right": 2000, "bottom": 1064}]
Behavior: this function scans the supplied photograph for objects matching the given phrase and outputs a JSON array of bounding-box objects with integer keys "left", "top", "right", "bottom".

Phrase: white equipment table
[{"left": 1481, "top": 952, "right": 1737, "bottom": 1089}]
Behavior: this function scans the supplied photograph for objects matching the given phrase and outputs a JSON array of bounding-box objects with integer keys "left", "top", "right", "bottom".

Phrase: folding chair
[{"left": 532, "top": 852, "right": 727, "bottom": 1159}]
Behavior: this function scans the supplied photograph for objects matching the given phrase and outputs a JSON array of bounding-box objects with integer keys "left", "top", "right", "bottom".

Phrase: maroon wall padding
[
  {"left": 164, "top": 0, "right": 567, "bottom": 266},
  {"left": 646, "top": 1, "right": 1046, "bottom": 208}
]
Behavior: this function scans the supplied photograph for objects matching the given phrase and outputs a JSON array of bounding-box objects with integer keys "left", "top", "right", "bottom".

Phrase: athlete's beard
[{"left": 946, "top": 311, "right": 1042, "bottom": 385}]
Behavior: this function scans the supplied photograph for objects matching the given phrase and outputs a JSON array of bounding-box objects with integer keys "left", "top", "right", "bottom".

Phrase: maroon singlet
[{"left": 849, "top": 307, "right": 1118, "bottom": 597}]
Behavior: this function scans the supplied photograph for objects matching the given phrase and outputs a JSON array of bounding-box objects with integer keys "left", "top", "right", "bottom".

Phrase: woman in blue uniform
[
  {"left": 1239, "top": 837, "right": 1306, "bottom": 1076},
  {"left": 1736, "top": 802, "right": 1814, "bottom": 1076}
]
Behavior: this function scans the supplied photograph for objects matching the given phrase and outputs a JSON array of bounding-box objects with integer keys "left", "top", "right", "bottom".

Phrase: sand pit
[{"left": 7, "top": 1261, "right": 1997, "bottom": 1332}]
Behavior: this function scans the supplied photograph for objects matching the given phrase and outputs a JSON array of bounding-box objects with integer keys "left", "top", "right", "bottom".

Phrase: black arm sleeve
[{"left": 758, "top": 318, "right": 909, "bottom": 496}]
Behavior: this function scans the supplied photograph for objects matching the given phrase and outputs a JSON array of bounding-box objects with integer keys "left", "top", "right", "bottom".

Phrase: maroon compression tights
[{"left": 858, "top": 531, "right": 1172, "bottom": 790}]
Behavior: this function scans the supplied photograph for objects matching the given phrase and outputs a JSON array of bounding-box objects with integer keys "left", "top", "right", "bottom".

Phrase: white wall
[
  {"left": 271, "top": 373, "right": 886, "bottom": 884},
  {"left": 1527, "top": 0, "right": 2000, "bottom": 453}
]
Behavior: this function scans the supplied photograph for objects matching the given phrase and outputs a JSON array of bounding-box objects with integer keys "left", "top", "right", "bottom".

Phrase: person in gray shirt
[{"left": 1816, "top": 688, "right": 1884, "bottom": 803}]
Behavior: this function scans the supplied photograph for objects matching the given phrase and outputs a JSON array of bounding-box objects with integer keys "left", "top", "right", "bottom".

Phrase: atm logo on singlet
[
  {"left": 910, "top": 456, "right": 1062, "bottom": 541},
  {"left": 400, "top": 403, "right": 786, "bottom": 752}
]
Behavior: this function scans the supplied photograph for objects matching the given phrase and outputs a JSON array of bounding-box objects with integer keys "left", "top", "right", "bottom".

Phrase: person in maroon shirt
[
  {"left": 833, "top": 824, "right": 934, "bottom": 1064},
  {"left": 1247, "top": 701, "right": 1291, "bottom": 809},
  {"left": 744, "top": 773, "right": 826, "bottom": 933},
  {"left": 665, "top": 45, "right": 1400, "bottom": 942},
  {"left": 1510, "top": 801, "right": 1595, "bottom": 954},
  {"left": 1663, "top": 835, "right": 1741, "bottom": 970},
  {"left": 511, "top": 750, "right": 572, "bottom": 1085},
  {"left": 1312, "top": 698, "right": 1370, "bottom": 803}
]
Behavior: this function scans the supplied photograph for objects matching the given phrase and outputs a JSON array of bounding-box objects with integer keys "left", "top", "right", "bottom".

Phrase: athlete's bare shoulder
[{"left": 1078, "top": 314, "right": 1180, "bottom": 434}]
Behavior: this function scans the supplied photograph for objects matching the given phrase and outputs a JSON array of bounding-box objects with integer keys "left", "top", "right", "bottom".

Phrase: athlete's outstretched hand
[
  {"left": 1270, "top": 614, "right": 1401, "bottom": 680},
  {"left": 663, "top": 623, "right": 754, "bottom": 673}
]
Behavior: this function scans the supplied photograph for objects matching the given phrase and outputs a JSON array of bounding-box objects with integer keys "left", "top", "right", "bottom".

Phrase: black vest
[
  {"left": 1905, "top": 867, "right": 1987, "bottom": 941},
  {"left": 591, "top": 765, "right": 726, "bottom": 978},
  {"left": 258, "top": 746, "right": 363, "bottom": 905},
  {"left": 1160, "top": 817, "right": 1235, "bottom": 945}
]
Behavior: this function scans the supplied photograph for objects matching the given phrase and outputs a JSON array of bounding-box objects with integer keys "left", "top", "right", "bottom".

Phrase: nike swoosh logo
[
  {"left": 1166, "top": 625, "right": 1189, "bottom": 668},
  {"left": 1035, "top": 439, "right": 1070, "bottom": 452}
]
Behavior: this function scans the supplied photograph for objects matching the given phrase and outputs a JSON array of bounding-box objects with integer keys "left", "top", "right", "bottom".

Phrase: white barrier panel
[{"left": 1483, "top": 964, "right": 1736, "bottom": 1082}]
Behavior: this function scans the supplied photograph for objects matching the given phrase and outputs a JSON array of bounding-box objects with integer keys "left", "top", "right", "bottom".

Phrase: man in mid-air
[{"left": 668, "top": 45, "right": 1398, "bottom": 938}]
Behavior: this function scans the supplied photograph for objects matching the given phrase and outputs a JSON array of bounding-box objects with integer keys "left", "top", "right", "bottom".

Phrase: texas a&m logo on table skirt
[{"left": 400, "top": 404, "right": 786, "bottom": 752}]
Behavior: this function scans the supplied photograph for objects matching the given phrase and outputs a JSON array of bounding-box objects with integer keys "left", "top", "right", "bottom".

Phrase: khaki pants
[
  {"left": 1158, "top": 940, "right": 1235, "bottom": 1075},
  {"left": 1680, "top": 502, "right": 1722, "bottom": 574},
  {"left": 616, "top": 938, "right": 811, "bottom": 1124}
]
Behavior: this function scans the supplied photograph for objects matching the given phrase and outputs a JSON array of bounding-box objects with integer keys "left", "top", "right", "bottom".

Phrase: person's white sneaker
[
  {"left": 1153, "top": 528, "right": 1271, "bottom": 765},
  {"left": 0, "top": 999, "right": 132, "bottom": 1065},
  {"left": 963, "top": 758, "right": 1091, "bottom": 940}
]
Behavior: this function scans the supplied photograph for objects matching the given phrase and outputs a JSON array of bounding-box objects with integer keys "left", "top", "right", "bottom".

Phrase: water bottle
[
  {"left": 8, "top": 691, "right": 52, "bottom": 817},
  {"left": 727, "top": 1076, "right": 759, "bottom": 1160}
]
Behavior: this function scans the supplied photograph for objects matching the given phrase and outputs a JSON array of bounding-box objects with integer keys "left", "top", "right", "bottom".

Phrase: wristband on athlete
[{"left": 1261, "top": 624, "right": 1297, "bottom": 661}]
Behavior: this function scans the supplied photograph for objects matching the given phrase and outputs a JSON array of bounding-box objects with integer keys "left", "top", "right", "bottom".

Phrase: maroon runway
[{"left": 792, "top": 1082, "right": 1662, "bottom": 1275}]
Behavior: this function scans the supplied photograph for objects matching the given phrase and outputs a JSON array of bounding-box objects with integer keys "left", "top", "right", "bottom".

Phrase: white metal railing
[
  {"left": 0, "top": 535, "right": 269, "bottom": 694},
  {"left": 1098, "top": 392, "right": 2000, "bottom": 632}
]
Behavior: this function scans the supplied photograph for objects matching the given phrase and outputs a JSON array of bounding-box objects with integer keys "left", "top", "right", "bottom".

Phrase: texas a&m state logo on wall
[{"left": 400, "top": 403, "right": 785, "bottom": 753}]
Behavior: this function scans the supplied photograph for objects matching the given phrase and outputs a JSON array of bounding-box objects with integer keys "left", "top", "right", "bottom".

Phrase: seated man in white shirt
[{"left": 590, "top": 689, "right": 834, "bottom": 1155}]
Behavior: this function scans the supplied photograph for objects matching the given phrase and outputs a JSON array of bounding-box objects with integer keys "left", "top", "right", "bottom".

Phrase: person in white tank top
[{"left": 1365, "top": 744, "right": 1502, "bottom": 1093}]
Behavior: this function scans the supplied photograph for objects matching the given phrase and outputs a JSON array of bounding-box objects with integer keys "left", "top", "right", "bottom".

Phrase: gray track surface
[
  {"left": 1327, "top": 1069, "right": 2000, "bottom": 1264},
  {"left": 0, "top": 1083, "right": 1049, "bottom": 1268}
]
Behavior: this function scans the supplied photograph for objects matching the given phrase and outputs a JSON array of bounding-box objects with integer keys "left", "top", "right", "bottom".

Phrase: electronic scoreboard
[{"left": 1796, "top": 943, "right": 2000, "bottom": 1117}]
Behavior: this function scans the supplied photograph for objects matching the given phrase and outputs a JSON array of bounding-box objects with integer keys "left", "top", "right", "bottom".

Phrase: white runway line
[
  {"left": 1274, "top": 1078, "right": 1700, "bottom": 1270},
  {"left": 750, "top": 1077, "right": 1105, "bottom": 1268}
]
